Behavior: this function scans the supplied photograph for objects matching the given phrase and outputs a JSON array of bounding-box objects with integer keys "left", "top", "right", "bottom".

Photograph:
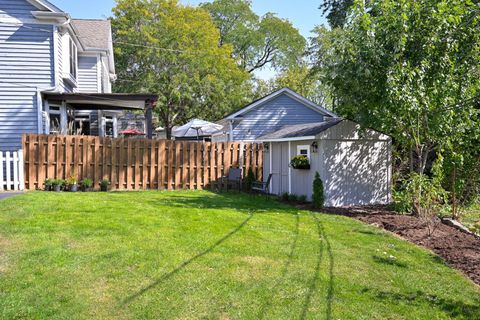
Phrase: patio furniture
[
  {"left": 221, "top": 168, "right": 243, "bottom": 191},
  {"left": 251, "top": 174, "right": 273, "bottom": 195}
]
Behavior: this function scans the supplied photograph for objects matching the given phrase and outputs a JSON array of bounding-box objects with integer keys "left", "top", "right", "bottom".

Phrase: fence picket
[{"left": 20, "top": 134, "right": 263, "bottom": 191}]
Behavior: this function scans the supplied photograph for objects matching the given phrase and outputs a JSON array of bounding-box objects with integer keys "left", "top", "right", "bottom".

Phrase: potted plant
[
  {"left": 99, "top": 179, "right": 110, "bottom": 192},
  {"left": 66, "top": 174, "right": 78, "bottom": 192},
  {"left": 51, "top": 179, "right": 65, "bottom": 192},
  {"left": 80, "top": 178, "right": 93, "bottom": 192},
  {"left": 290, "top": 155, "right": 311, "bottom": 170},
  {"left": 44, "top": 178, "right": 53, "bottom": 191}
]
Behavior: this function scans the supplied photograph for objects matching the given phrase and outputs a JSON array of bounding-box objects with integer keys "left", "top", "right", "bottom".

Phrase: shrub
[
  {"left": 244, "top": 168, "right": 256, "bottom": 192},
  {"left": 312, "top": 172, "right": 324, "bottom": 209},
  {"left": 66, "top": 174, "right": 78, "bottom": 186},
  {"left": 80, "top": 178, "right": 93, "bottom": 191},
  {"left": 298, "top": 195, "right": 308, "bottom": 203},
  {"left": 99, "top": 179, "right": 110, "bottom": 192},
  {"left": 51, "top": 179, "right": 65, "bottom": 191},
  {"left": 44, "top": 179, "right": 53, "bottom": 191},
  {"left": 288, "top": 194, "right": 298, "bottom": 202},
  {"left": 290, "top": 155, "right": 310, "bottom": 170},
  {"left": 281, "top": 192, "right": 290, "bottom": 201}
]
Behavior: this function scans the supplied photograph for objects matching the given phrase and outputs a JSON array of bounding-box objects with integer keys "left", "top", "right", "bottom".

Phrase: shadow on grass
[
  {"left": 140, "top": 192, "right": 299, "bottom": 216},
  {"left": 257, "top": 213, "right": 300, "bottom": 319},
  {"left": 300, "top": 212, "right": 335, "bottom": 320},
  {"left": 372, "top": 255, "right": 408, "bottom": 268},
  {"left": 361, "top": 287, "right": 480, "bottom": 319},
  {"left": 122, "top": 211, "right": 254, "bottom": 305}
]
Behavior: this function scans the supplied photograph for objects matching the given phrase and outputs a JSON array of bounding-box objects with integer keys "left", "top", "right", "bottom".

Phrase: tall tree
[
  {"left": 111, "top": 0, "right": 251, "bottom": 137},
  {"left": 201, "top": 0, "right": 307, "bottom": 73},
  {"left": 319, "top": 0, "right": 354, "bottom": 28},
  {"left": 312, "top": 0, "right": 480, "bottom": 175}
]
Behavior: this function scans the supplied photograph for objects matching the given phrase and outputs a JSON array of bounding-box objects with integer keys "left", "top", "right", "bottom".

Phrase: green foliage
[
  {"left": 66, "top": 174, "right": 78, "bottom": 186},
  {"left": 99, "top": 180, "right": 110, "bottom": 191},
  {"left": 319, "top": 0, "right": 355, "bottom": 28},
  {"left": 298, "top": 195, "right": 308, "bottom": 203},
  {"left": 44, "top": 179, "right": 53, "bottom": 191},
  {"left": 80, "top": 178, "right": 93, "bottom": 190},
  {"left": 290, "top": 155, "right": 310, "bottom": 170},
  {"left": 51, "top": 179, "right": 65, "bottom": 187},
  {"left": 111, "top": 0, "right": 251, "bottom": 136},
  {"left": 312, "top": 172, "right": 325, "bottom": 209},
  {"left": 243, "top": 168, "right": 256, "bottom": 191},
  {"left": 255, "top": 65, "right": 332, "bottom": 107},
  {"left": 312, "top": 0, "right": 480, "bottom": 175},
  {"left": 287, "top": 194, "right": 298, "bottom": 202},
  {"left": 201, "top": 0, "right": 306, "bottom": 73}
]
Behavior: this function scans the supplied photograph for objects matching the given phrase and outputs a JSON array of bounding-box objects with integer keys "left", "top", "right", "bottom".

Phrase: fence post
[{"left": 18, "top": 150, "right": 25, "bottom": 191}]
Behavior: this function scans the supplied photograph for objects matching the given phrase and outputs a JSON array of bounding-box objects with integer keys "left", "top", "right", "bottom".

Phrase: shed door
[{"left": 271, "top": 143, "right": 289, "bottom": 195}]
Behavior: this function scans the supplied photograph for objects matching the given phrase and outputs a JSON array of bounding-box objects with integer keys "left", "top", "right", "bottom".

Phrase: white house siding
[
  {"left": 0, "top": 21, "right": 54, "bottom": 151},
  {"left": 231, "top": 94, "right": 325, "bottom": 141},
  {"left": 77, "top": 55, "right": 99, "bottom": 93}
]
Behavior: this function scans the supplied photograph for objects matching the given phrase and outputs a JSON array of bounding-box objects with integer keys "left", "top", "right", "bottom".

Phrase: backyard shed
[{"left": 259, "top": 119, "right": 392, "bottom": 207}]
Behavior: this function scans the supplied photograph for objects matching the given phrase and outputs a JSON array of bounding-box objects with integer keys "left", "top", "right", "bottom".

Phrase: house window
[
  {"left": 297, "top": 145, "right": 310, "bottom": 160},
  {"left": 74, "top": 115, "right": 91, "bottom": 136},
  {"left": 48, "top": 106, "right": 61, "bottom": 134},
  {"left": 69, "top": 38, "right": 77, "bottom": 79},
  {"left": 102, "top": 114, "right": 118, "bottom": 138}
]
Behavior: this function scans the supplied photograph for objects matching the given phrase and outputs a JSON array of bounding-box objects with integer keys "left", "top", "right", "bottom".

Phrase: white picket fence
[{"left": 0, "top": 150, "right": 25, "bottom": 191}]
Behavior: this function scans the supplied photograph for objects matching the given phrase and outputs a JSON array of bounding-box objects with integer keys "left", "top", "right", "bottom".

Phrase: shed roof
[
  {"left": 221, "top": 88, "right": 338, "bottom": 121},
  {"left": 71, "top": 19, "right": 112, "bottom": 51},
  {"left": 257, "top": 118, "right": 344, "bottom": 141}
]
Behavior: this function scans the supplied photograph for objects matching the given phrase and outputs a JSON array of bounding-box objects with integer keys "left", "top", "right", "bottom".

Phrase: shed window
[{"left": 297, "top": 145, "right": 310, "bottom": 160}]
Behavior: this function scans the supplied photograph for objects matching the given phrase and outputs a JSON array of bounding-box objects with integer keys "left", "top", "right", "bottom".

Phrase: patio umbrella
[
  {"left": 172, "top": 119, "right": 223, "bottom": 139},
  {"left": 120, "top": 128, "right": 145, "bottom": 136}
]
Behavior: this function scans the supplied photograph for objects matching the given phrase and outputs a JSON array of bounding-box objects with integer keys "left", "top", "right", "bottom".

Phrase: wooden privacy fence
[
  {"left": 22, "top": 134, "right": 263, "bottom": 191},
  {"left": 0, "top": 150, "right": 25, "bottom": 191}
]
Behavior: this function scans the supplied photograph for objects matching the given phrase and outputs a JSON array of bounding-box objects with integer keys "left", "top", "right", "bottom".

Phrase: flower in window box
[{"left": 290, "top": 155, "right": 311, "bottom": 170}]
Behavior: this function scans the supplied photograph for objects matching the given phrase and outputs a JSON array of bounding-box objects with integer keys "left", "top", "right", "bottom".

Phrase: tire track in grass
[
  {"left": 122, "top": 211, "right": 254, "bottom": 305},
  {"left": 300, "top": 212, "right": 325, "bottom": 320},
  {"left": 257, "top": 213, "right": 300, "bottom": 319},
  {"left": 301, "top": 212, "right": 334, "bottom": 320}
]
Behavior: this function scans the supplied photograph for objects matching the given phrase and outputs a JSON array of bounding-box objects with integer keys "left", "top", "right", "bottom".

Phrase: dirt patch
[{"left": 316, "top": 205, "right": 480, "bottom": 285}]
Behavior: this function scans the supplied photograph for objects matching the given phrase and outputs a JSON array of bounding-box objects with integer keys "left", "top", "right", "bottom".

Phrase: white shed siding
[
  {"left": 0, "top": 23, "right": 54, "bottom": 151},
  {"left": 77, "top": 55, "right": 99, "bottom": 93},
  {"left": 232, "top": 94, "right": 325, "bottom": 141},
  {"left": 264, "top": 121, "right": 392, "bottom": 207}
]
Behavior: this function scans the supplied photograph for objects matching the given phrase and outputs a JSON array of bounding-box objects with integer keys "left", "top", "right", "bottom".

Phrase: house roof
[
  {"left": 257, "top": 118, "right": 344, "bottom": 142},
  {"left": 221, "top": 88, "right": 337, "bottom": 121},
  {"left": 71, "top": 19, "right": 112, "bottom": 51},
  {"left": 27, "top": 0, "right": 64, "bottom": 12}
]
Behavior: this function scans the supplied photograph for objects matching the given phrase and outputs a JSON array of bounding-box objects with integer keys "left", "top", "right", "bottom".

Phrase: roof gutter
[
  {"left": 31, "top": 11, "right": 70, "bottom": 24},
  {"left": 257, "top": 136, "right": 317, "bottom": 143}
]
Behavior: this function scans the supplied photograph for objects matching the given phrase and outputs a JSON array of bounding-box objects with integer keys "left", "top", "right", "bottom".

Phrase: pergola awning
[
  {"left": 42, "top": 92, "right": 158, "bottom": 110},
  {"left": 42, "top": 92, "right": 158, "bottom": 138}
]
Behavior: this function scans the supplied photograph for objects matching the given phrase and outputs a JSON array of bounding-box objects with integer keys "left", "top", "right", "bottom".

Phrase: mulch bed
[{"left": 317, "top": 206, "right": 480, "bottom": 285}]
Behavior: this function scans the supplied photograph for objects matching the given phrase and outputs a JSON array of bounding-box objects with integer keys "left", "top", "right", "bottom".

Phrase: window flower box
[{"left": 290, "top": 155, "right": 311, "bottom": 170}]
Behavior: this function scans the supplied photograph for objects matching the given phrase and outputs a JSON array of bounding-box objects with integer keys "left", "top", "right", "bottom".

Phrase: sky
[{"left": 52, "top": 0, "right": 328, "bottom": 79}]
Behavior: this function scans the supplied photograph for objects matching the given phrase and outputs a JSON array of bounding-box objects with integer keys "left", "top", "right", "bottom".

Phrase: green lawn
[
  {"left": 0, "top": 191, "right": 479, "bottom": 319},
  {"left": 461, "top": 205, "right": 480, "bottom": 234}
]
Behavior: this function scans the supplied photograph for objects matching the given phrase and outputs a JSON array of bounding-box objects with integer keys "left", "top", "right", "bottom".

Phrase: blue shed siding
[
  {"left": 231, "top": 94, "right": 325, "bottom": 141},
  {"left": 0, "top": 22, "right": 54, "bottom": 151},
  {"left": 78, "top": 55, "right": 99, "bottom": 93}
]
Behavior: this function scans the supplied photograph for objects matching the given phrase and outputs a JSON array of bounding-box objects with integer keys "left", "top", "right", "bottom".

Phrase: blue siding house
[
  {"left": 0, "top": 0, "right": 156, "bottom": 152},
  {"left": 213, "top": 88, "right": 337, "bottom": 142}
]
